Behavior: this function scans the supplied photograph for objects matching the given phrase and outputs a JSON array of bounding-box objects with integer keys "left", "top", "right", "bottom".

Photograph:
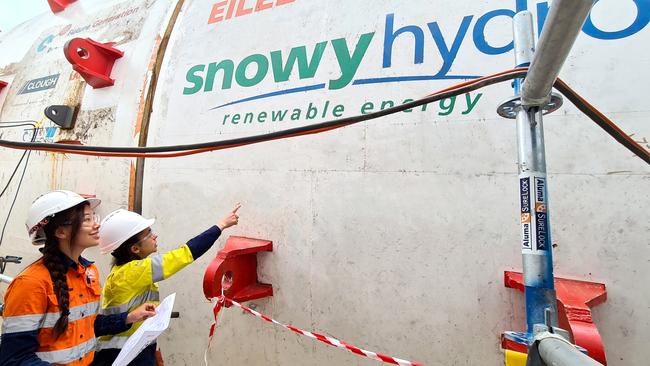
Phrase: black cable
[
  {"left": 0, "top": 124, "right": 36, "bottom": 247},
  {"left": 0, "top": 120, "right": 39, "bottom": 124},
  {"left": 0, "top": 152, "right": 27, "bottom": 198},
  {"left": 0, "top": 123, "right": 36, "bottom": 198},
  {"left": 0, "top": 71, "right": 528, "bottom": 154},
  {"left": 0, "top": 72, "right": 646, "bottom": 165},
  {"left": 0, "top": 123, "right": 38, "bottom": 129},
  {"left": 0, "top": 150, "right": 31, "bottom": 247}
]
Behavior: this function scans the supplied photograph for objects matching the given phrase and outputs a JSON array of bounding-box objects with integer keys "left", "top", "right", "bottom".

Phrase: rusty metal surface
[{"left": 0, "top": 0, "right": 179, "bottom": 317}]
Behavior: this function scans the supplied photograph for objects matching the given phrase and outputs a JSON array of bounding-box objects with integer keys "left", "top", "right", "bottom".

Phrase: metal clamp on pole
[
  {"left": 0, "top": 255, "right": 21, "bottom": 277},
  {"left": 521, "top": 0, "right": 595, "bottom": 107},
  {"left": 526, "top": 332, "right": 603, "bottom": 366}
]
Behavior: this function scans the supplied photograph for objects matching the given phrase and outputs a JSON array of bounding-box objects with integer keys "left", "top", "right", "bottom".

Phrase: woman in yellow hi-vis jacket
[{"left": 90, "top": 204, "right": 241, "bottom": 366}]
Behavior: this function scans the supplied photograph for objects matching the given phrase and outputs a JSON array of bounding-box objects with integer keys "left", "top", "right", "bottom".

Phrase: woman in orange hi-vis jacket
[{"left": 0, "top": 190, "right": 157, "bottom": 366}]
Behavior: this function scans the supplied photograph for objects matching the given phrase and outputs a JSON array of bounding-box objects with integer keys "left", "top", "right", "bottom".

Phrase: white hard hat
[
  {"left": 26, "top": 190, "right": 101, "bottom": 245},
  {"left": 99, "top": 209, "right": 155, "bottom": 255}
]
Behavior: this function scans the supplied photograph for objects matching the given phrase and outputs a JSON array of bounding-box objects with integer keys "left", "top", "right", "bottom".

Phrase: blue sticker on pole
[
  {"left": 520, "top": 177, "right": 531, "bottom": 214},
  {"left": 534, "top": 177, "right": 548, "bottom": 251},
  {"left": 535, "top": 211, "right": 548, "bottom": 251},
  {"left": 520, "top": 177, "right": 532, "bottom": 251}
]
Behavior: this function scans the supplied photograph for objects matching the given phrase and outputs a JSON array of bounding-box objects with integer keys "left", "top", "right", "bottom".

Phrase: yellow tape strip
[{"left": 504, "top": 349, "right": 527, "bottom": 366}]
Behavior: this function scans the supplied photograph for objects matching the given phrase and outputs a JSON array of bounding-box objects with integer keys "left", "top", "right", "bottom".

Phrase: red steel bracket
[
  {"left": 504, "top": 271, "right": 608, "bottom": 365},
  {"left": 48, "top": 0, "right": 76, "bottom": 13},
  {"left": 203, "top": 236, "right": 273, "bottom": 306},
  {"left": 63, "top": 38, "right": 123, "bottom": 88},
  {"left": 501, "top": 336, "right": 528, "bottom": 354}
]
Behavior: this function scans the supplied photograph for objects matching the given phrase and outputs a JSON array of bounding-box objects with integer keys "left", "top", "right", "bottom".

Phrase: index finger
[{"left": 231, "top": 203, "right": 242, "bottom": 213}]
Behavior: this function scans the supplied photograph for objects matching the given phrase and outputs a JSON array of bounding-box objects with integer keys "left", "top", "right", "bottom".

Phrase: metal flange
[{"left": 497, "top": 92, "right": 563, "bottom": 119}]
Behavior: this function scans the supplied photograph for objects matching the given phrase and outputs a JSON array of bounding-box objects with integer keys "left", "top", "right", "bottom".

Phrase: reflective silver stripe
[
  {"left": 1, "top": 313, "right": 44, "bottom": 333},
  {"left": 2, "top": 301, "right": 99, "bottom": 333},
  {"left": 42, "top": 301, "right": 99, "bottom": 328},
  {"left": 100, "top": 290, "right": 160, "bottom": 315},
  {"left": 151, "top": 254, "right": 164, "bottom": 282},
  {"left": 96, "top": 336, "right": 129, "bottom": 350},
  {"left": 35, "top": 338, "right": 96, "bottom": 364}
]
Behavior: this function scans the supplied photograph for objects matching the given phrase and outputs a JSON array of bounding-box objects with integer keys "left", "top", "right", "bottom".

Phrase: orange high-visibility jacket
[{"left": 0, "top": 255, "right": 130, "bottom": 366}]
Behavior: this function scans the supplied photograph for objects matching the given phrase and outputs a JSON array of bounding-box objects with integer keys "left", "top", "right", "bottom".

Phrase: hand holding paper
[{"left": 112, "top": 293, "right": 176, "bottom": 366}]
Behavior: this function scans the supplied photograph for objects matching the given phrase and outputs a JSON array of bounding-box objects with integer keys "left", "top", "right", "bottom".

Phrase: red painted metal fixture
[
  {"left": 203, "top": 236, "right": 273, "bottom": 307},
  {"left": 63, "top": 38, "right": 124, "bottom": 88},
  {"left": 47, "top": 0, "right": 76, "bottom": 13},
  {"left": 502, "top": 271, "right": 608, "bottom": 365}
]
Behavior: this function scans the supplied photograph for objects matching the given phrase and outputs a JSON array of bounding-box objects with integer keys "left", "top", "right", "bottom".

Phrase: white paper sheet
[{"left": 111, "top": 293, "right": 176, "bottom": 366}]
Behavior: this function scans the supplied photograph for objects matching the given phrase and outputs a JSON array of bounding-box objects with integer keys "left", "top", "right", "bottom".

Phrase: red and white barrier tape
[{"left": 208, "top": 296, "right": 425, "bottom": 366}]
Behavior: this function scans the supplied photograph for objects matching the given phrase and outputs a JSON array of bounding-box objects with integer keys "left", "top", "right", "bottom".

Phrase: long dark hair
[
  {"left": 41, "top": 202, "right": 87, "bottom": 338},
  {"left": 111, "top": 233, "right": 142, "bottom": 266}
]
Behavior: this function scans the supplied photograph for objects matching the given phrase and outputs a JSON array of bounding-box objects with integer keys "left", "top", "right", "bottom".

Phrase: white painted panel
[
  {"left": 0, "top": 0, "right": 647, "bottom": 365},
  {"left": 145, "top": 0, "right": 649, "bottom": 365}
]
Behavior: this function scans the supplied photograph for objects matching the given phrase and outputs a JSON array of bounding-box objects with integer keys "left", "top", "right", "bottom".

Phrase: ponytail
[
  {"left": 41, "top": 203, "right": 85, "bottom": 338},
  {"left": 110, "top": 234, "right": 141, "bottom": 266}
]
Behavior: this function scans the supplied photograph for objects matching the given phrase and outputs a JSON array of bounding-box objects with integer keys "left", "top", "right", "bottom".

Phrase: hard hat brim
[{"left": 86, "top": 198, "right": 101, "bottom": 209}]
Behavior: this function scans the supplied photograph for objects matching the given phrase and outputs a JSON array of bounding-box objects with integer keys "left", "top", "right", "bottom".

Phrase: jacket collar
[{"left": 57, "top": 251, "right": 94, "bottom": 270}]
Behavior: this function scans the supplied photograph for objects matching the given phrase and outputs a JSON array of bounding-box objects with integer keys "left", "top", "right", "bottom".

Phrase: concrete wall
[{"left": 1, "top": 0, "right": 649, "bottom": 365}]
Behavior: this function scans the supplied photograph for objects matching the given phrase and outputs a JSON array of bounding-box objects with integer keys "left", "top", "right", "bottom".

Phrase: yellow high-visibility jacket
[{"left": 96, "top": 226, "right": 221, "bottom": 353}]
